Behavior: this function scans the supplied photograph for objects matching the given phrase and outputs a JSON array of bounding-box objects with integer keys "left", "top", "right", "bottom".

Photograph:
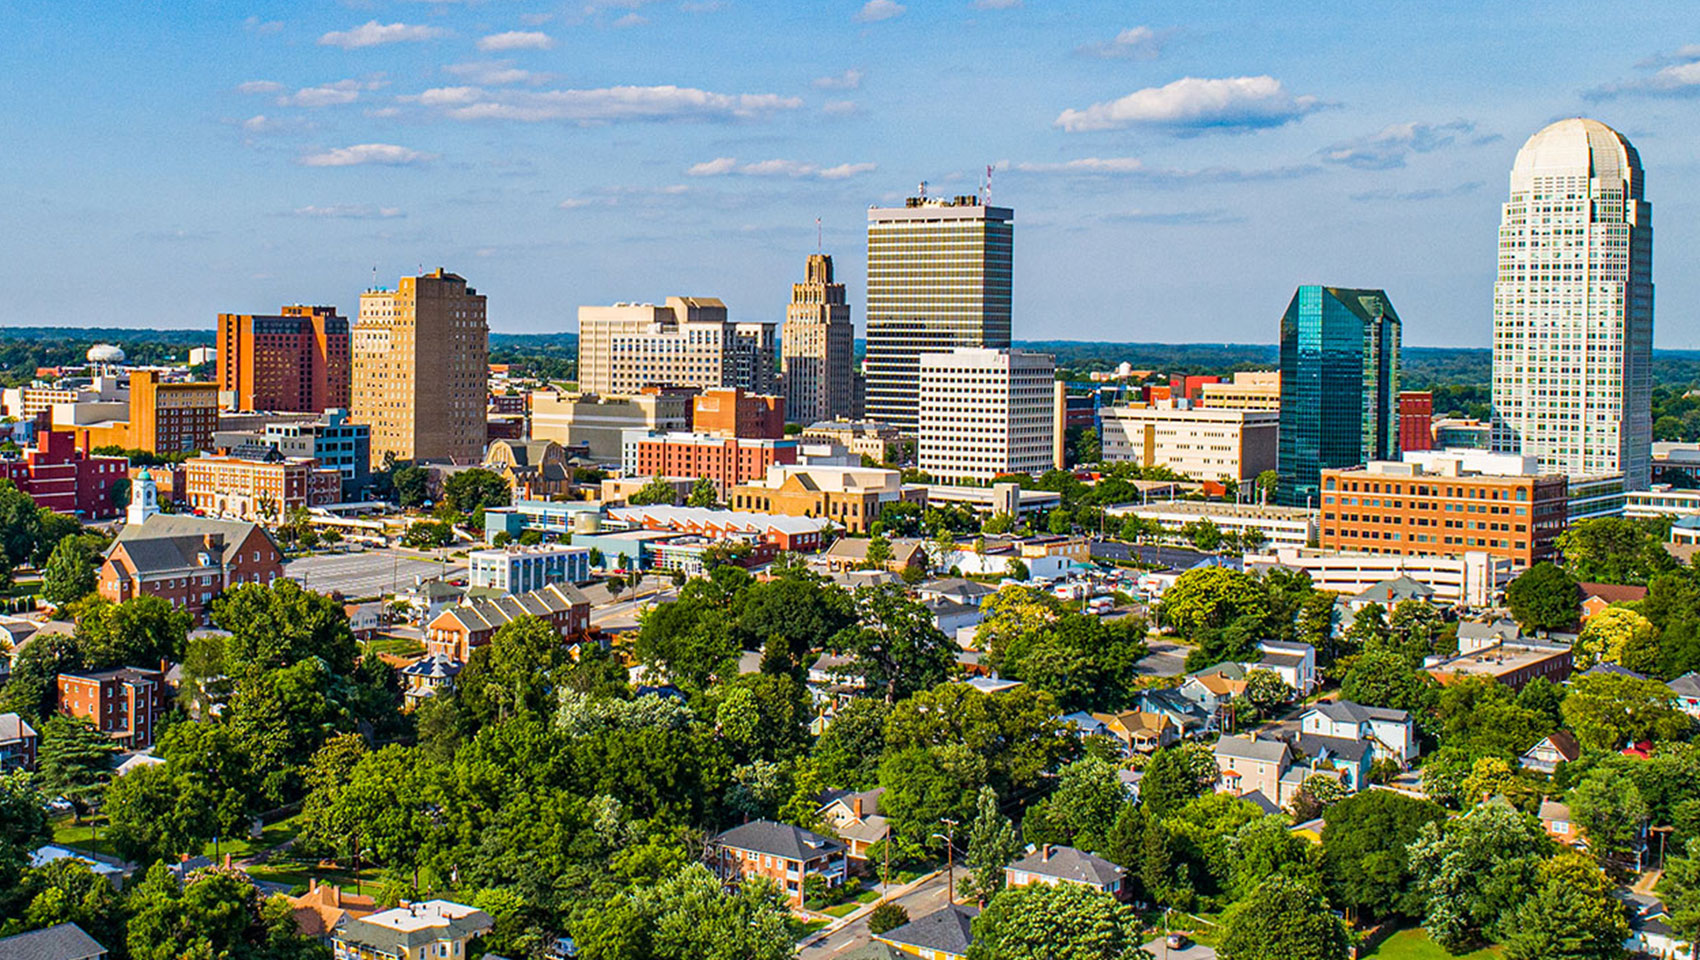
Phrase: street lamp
[{"left": 930, "top": 818, "right": 958, "bottom": 904}]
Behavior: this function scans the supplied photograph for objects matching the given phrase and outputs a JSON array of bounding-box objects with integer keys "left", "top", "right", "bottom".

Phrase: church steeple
[{"left": 127, "top": 467, "right": 159, "bottom": 526}]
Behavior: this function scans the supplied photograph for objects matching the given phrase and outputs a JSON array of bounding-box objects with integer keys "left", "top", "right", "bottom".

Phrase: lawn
[
  {"left": 366, "top": 635, "right": 425, "bottom": 658},
  {"left": 51, "top": 813, "right": 305, "bottom": 864},
  {"left": 1364, "top": 928, "right": 1503, "bottom": 959}
]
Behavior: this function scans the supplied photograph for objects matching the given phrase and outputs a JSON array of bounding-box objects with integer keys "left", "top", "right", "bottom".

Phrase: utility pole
[{"left": 932, "top": 818, "right": 958, "bottom": 904}]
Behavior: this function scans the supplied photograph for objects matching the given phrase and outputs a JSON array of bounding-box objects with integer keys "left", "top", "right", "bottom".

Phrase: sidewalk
[{"left": 797, "top": 868, "right": 943, "bottom": 947}]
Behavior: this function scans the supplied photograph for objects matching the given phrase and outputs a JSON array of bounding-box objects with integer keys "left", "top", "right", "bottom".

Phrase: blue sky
[{"left": 3, "top": 1, "right": 1697, "bottom": 346}]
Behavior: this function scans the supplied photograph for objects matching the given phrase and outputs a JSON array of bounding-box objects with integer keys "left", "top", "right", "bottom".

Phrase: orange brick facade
[
  {"left": 218, "top": 306, "right": 351, "bottom": 413},
  {"left": 1320, "top": 468, "right": 1567, "bottom": 565},
  {"left": 73, "top": 371, "right": 220, "bottom": 456},
  {"left": 100, "top": 521, "right": 284, "bottom": 624},
  {"left": 631, "top": 436, "right": 797, "bottom": 494},
  {"left": 692, "top": 388, "right": 785, "bottom": 439},
  {"left": 57, "top": 667, "right": 167, "bottom": 749},
  {"left": 183, "top": 455, "right": 342, "bottom": 521}
]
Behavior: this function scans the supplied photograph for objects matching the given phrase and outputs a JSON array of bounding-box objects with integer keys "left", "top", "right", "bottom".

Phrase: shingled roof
[
  {"left": 1007, "top": 845, "right": 1126, "bottom": 887},
  {"left": 877, "top": 904, "right": 979, "bottom": 957},
  {"left": 0, "top": 923, "right": 107, "bottom": 960},
  {"left": 431, "top": 583, "right": 589, "bottom": 634},
  {"left": 714, "top": 819, "right": 844, "bottom": 861},
  {"left": 113, "top": 514, "right": 273, "bottom": 571}
]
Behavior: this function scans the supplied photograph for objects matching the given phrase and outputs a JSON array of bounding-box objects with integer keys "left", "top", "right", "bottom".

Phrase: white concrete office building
[
  {"left": 1099, "top": 402, "right": 1279, "bottom": 484},
  {"left": 918, "top": 348, "right": 1054, "bottom": 482},
  {"left": 576, "top": 297, "right": 776, "bottom": 396},
  {"left": 1491, "top": 118, "right": 1654, "bottom": 488},
  {"left": 468, "top": 544, "right": 591, "bottom": 594}
]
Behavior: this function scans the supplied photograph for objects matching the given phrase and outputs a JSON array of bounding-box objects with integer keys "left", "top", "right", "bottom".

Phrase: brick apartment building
[
  {"left": 691, "top": 388, "right": 785, "bottom": 439},
  {"left": 1399, "top": 391, "right": 1434, "bottom": 453},
  {"left": 182, "top": 450, "right": 341, "bottom": 522},
  {"left": 1319, "top": 459, "right": 1568, "bottom": 566},
  {"left": 713, "top": 819, "right": 847, "bottom": 907},
  {"left": 423, "top": 583, "right": 591, "bottom": 662},
  {"left": 70, "top": 371, "right": 220, "bottom": 455},
  {"left": 0, "top": 430, "right": 129, "bottom": 518},
  {"left": 217, "top": 305, "right": 352, "bottom": 413},
  {"left": 57, "top": 666, "right": 167, "bottom": 749},
  {"left": 624, "top": 432, "right": 797, "bottom": 494}
]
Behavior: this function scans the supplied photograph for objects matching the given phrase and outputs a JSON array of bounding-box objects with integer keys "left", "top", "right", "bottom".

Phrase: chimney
[
  {"left": 310, "top": 878, "right": 318, "bottom": 893},
  {"left": 853, "top": 797, "right": 863, "bottom": 819},
  {"left": 1042, "top": 844, "right": 1053, "bottom": 862}
]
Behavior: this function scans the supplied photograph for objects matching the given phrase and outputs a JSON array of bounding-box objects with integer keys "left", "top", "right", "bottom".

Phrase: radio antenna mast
[
  {"left": 984, "top": 164, "right": 994, "bottom": 204},
  {"left": 816, "top": 217, "right": 822, "bottom": 252}
]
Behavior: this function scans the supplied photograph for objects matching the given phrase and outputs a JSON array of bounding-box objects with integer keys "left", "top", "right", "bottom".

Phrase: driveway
[
  {"left": 1135, "top": 640, "right": 1191, "bottom": 677},
  {"left": 798, "top": 872, "right": 950, "bottom": 960}
]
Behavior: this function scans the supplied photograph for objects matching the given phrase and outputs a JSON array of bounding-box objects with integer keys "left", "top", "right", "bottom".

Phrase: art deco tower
[
  {"left": 1491, "top": 118, "right": 1653, "bottom": 487},
  {"left": 781, "top": 253, "right": 854, "bottom": 424}
]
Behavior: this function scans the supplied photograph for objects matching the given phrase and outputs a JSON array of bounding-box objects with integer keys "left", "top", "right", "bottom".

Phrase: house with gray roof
[
  {"left": 1294, "top": 734, "right": 1373, "bottom": 792},
  {"left": 1669, "top": 671, "right": 1700, "bottom": 717},
  {"left": 1005, "top": 845, "right": 1128, "bottom": 899},
  {"left": 1300, "top": 699, "right": 1417, "bottom": 763},
  {"left": 816, "top": 787, "right": 888, "bottom": 863},
  {"left": 714, "top": 819, "right": 846, "bottom": 907},
  {"left": 0, "top": 712, "right": 37, "bottom": 771},
  {"left": 1348, "top": 575, "right": 1437, "bottom": 613},
  {"left": 0, "top": 923, "right": 107, "bottom": 960},
  {"left": 874, "top": 904, "right": 979, "bottom": 960},
  {"left": 332, "top": 900, "right": 492, "bottom": 960}
]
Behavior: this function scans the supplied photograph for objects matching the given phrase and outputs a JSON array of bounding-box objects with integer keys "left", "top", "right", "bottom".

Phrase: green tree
[
  {"left": 1160, "top": 567, "right": 1270, "bottom": 640},
  {"left": 1502, "top": 852, "right": 1631, "bottom": 960},
  {"left": 36, "top": 716, "right": 118, "bottom": 821},
  {"left": 1387, "top": 600, "right": 1445, "bottom": 663},
  {"left": 1183, "top": 519, "right": 1223, "bottom": 552},
  {"left": 1340, "top": 649, "right": 1436, "bottom": 716},
  {"left": 1556, "top": 517, "right": 1676, "bottom": 586},
  {"left": 442, "top": 467, "right": 512, "bottom": 514},
  {"left": 812, "top": 697, "right": 890, "bottom": 790},
  {"left": 103, "top": 761, "right": 214, "bottom": 865},
  {"left": 962, "top": 785, "right": 1020, "bottom": 903},
  {"left": 458, "top": 616, "right": 567, "bottom": 722},
  {"left": 1560, "top": 671, "right": 1689, "bottom": 752},
  {"left": 1574, "top": 606, "right": 1659, "bottom": 673},
  {"left": 0, "top": 479, "right": 43, "bottom": 586},
  {"left": 830, "top": 584, "right": 958, "bottom": 703},
  {"left": 1255, "top": 470, "right": 1280, "bottom": 504},
  {"left": 867, "top": 901, "right": 911, "bottom": 936},
  {"left": 1140, "top": 745, "right": 1210, "bottom": 818},
  {"left": 1506, "top": 562, "right": 1581, "bottom": 632},
  {"left": 391, "top": 464, "right": 428, "bottom": 508},
  {"left": 40, "top": 536, "right": 98, "bottom": 607},
  {"left": 1342, "top": 603, "right": 1390, "bottom": 652},
  {"left": 0, "top": 632, "right": 81, "bottom": 721},
  {"left": 125, "top": 862, "right": 325, "bottom": 960},
  {"left": 967, "top": 882, "right": 1145, "bottom": 960},
  {"left": 885, "top": 684, "right": 1074, "bottom": 799},
  {"left": 1320, "top": 789, "right": 1447, "bottom": 922},
  {"left": 1434, "top": 674, "right": 1554, "bottom": 760},
  {"left": 1217, "top": 874, "right": 1351, "bottom": 960},
  {"left": 1659, "top": 838, "right": 1700, "bottom": 956},
  {"left": 1039, "top": 758, "right": 1128, "bottom": 853},
  {"left": 627, "top": 475, "right": 679, "bottom": 506},
  {"left": 1243, "top": 669, "right": 1293, "bottom": 715},
  {"left": 985, "top": 608, "right": 1147, "bottom": 713},
  {"left": 1408, "top": 799, "right": 1553, "bottom": 951},
  {"left": 1073, "top": 427, "right": 1102, "bottom": 466},
  {"left": 1, "top": 858, "right": 126, "bottom": 947},
  {"left": 1567, "top": 764, "right": 1650, "bottom": 865},
  {"left": 0, "top": 771, "right": 50, "bottom": 894},
  {"left": 573, "top": 863, "right": 794, "bottom": 960},
  {"left": 74, "top": 594, "right": 192, "bottom": 670},
  {"left": 1225, "top": 814, "right": 1317, "bottom": 902},
  {"left": 401, "top": 520, "right": 452, "bottom": 548},
  {"left": 686, "top": 477, "right": 717, "bottom": 508},
  {"left": 211, "top": 579, "right": 359, "bottom": 678}
]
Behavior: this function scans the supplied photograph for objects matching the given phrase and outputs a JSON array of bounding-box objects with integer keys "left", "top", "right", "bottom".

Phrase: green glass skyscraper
[{"left": 1277, "top": 286, "right": 1402, "bottom": 507}]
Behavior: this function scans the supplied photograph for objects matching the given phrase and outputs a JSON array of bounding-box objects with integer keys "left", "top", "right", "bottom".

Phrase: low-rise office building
[
  {"left": 622, "top": 431, "right": 797, "bottom": 495},
  {"left": 1244, "top": 546, "right": 1514, "bottom": 608},
  {"left": 1107, "top": 500, "right": 1319, "bottom": 549},
  {"left": 182, "top": 450, "right": 341, "bottom": 522},
  {"left": 914, "top": 481, "right": 1062, "bottom": 517},
  {"left": 529, "top": 391, "right": 690, "bottom": 461},
  {"left": 1626, "top": 485, "right": 1700, "bottom": 521},
  {"left": 1099, "top": 401, "right": 1278, "bottom": 483},
  {"left": 728, "top": 463, "right": 917, "bottom": 534},
  {"left": 1320, "top": 453, "right": 1568, "bottom": 566},
  {"left": 1197, "top": 371, "right": 1281, "bottom": 411},
  {"left": 262, "top": 409, "right": 371, "bottom": 500},
  {"left": 800, "top": 419, "right": 904, "bottom": 463},
  {"left": 468, "top": 544, "right": 591, "bottom": 593}
]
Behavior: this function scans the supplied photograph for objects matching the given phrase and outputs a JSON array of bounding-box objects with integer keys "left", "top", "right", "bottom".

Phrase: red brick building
[
  {"left": 628, "top": 433, "right": 797, "bottom": 495},
  {"left": 692, "top": 388, "right": 785, "bottom": 439},
  {"left": 0, "top": 430, "right": 129, "bottom": 518},
  {"left": 217, "top": 305, "right": 351, "bottom": 413},
  {"left": 56, "top": 666, "right": 167, "bottom": 749},
  {"left": 1399, "top": 391, "right": 1434, "bottom": 453},
  {"left": 714, "top": 819, "right": 847, "bottom": 907},
  {"left": 182, "top": 452, "right": 341, "bottom": 522},
  {"left": 424, "top": 583, "right": 591, "bottom": 662},
  {"left": 0, "top": 713, "right": 37, "bottom": 771},
  {"left": 100, "top": 514, "right": 283, "bottom": 624}
]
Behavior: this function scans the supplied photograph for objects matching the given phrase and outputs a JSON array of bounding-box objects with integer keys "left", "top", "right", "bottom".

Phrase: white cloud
[
  {"left": 279, "top": 81, "right": 363, "bottom": 108},
  {"left": 477, "top": 30, "right": 554, "bottom": 51},
  {"left": 813, "top": 68, "right": 863, "bottom": 90},
  {"left": 416, "top": 85, "right": 803, "bottom": 124},
  {"left": 243, "top": 16, "right": 284, "bottom": 34},
  {"left": 822, "top": 100, "right": 859, "bottom": 116},
  {"left": 243, "top": 115, "right": 279, "bottom": 132},
  {"left": 1055, "top": 75, "right": 1323, "bottom": 134},
  {"left": 854, "top": 0, "right": 904, "bottom": 23},
  {"left": 444, "top": 61, "right": 550, "bottom": 86},
  {"left": 1321, "top": 120, "right": 1475, "bottom": 170},
  {"left": 688, "top": 157, "right": 876, "bottom": 179},
  {"left": 291, "top": 204, "right": 406, "bottom": 219},
  {"left": 319, "top": 21, "right": 448, "bottom": 49},
  {"left": 1076, "top": 26, "right": 1163, "bottom": 60},
  {"left": 612, "top": 13, "right": 647, "bottom": 27},
  {"left": 299, "top": 144, "right": 434, "bottom": 167},
  {"left": 237, "top": 80, "right": 283, "bottom": 95},
  {"left": 1015, "top": 155, "right": 1319, "bottom": 183},
  {"left": 971, "top": 0, "right": 1021, "bottom": 8},
  {"left": 415, "top": 86, "right": 485, "bottom": 106},
  {"left": 1587, "top": 47, "right": 1700, "bottom": 99}
]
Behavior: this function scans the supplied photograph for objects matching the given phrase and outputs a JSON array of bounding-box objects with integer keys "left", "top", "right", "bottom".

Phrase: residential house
[
  {"left": 1211, "top": 733, "right": 1352, "bottom": 811},
  {"left": 1091, "top": 709, "right": 1178, "bottom": 754},
  {"left": 344, "top": 603, "right": 389, "bottom": 641},
  {"left": 913, "top": 578, "right": 998, "bottom": 609},
  {"left": 331, "top": 900, "right": 492, "bottom": 960},
  {"left": 1621, "top": 891, "right": 1694, "bottom": 960},
  {"left": 289, "top": 881, "right": 377, "bottom": 942},
  {"left": 1578, "top": 582, "right": 1646, "bottom": 622},
  {"left": 1347, "top": 575, "right": 1437, "bottom": 614},
  {"left": 0, "top": 712, "right": 38, "bottom": 771},
  {"left": 819, "top": 537, "right": 926, "bottom": 575},
  {"left": 1539, "top": 800, "right": 1585, "bottom": 849},
  {"left": 56, "top": 667, "right": 167, "bottom": 750},
  {"left": 1455, "top": 618, "right": 1521, "bottom": 654},
  {"left": 1294, "top": 734, "right": 1373, "bottom": 792},
  {"left": 423, "top": 583, "right": 591, "bottom": 663},
  {"left": 1670, "top": 672, "right": 1700, "bottom": 718},
  {"left": 1004, "top": 845, "right": 1128, "bottom": 899},
  {"left": 1180, "top": 664, "right": 1247, "bottom": 729},
  {"left": 1520, "top": 730, "right": 1583, "bottom": 775},
  {"left": 400, "top": 654, "right": 463, "bottom": 709},
  {"left": 1300, "top": 700, "right": 1418, "bottom": 764},
  {"left": 1132, "top": 687, "right": 1210, "bottom": 738},
  {"left": 1255, "top": 640, "right": 1318, "bottom": 696},
  {"left": 924, "top": 597, "right": 981, "bottom": 637},
  {"left": 714, "top": 819, "right": 847, "bottom": 907},
  {"left": 0, "top": 923, "right": 107, "bottom": 960},
  {"left": 816, "top": 788, "right": 889, "bottom": 864},
  {"left": 874, "top": 904, "right": 979, "bottom": 960}
]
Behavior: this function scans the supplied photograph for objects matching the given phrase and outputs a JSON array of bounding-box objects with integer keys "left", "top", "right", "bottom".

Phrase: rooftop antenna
[
  {"left": 816, "top": 216, "right": 822, "bottom": 253},
  {"left": 918, "top": 180, "right": 928, "bottom": 200},
  {"left": 371, "top": 264, "right": 378, "bottom": 289},
  {"left": 984, "top": 164, "right": 994, "bottom": 205}
]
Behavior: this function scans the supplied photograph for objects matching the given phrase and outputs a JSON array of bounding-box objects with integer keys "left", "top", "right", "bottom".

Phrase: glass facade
[
  {"left": 1278, "top": 286, "right": 1402, "bottom": 507},
  {"left": 864, "top": 199, "right": 1013, "bottom": 433}
]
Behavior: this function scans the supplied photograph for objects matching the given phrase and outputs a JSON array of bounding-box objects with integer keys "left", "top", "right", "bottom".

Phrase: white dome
[
  {"left": 1509, "top": 117, "right": 1641, "bottom": 193},
  {"left": 86, "top": 344, "right": 126, "bottom": 363}
]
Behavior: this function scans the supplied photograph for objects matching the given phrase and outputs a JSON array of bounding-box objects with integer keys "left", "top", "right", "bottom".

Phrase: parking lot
[{"left": 284, "top": 548, "right": 465, "bottom": 599}]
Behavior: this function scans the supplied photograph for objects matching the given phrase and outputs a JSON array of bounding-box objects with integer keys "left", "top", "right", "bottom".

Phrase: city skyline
[{"left": 5, "top": 2, "right": 1699, "bottom": 346}]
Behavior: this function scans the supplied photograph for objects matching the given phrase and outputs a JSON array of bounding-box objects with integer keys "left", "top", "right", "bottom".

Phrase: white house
[
  {"left": 1300, "top": 700, "right": 1417, "bottom": 764},
  {"left": 1254, "top": 640, "right": 1317, "bottom": 696},
  {"left": 1669, "top": 673, "right": 1700, "bottom": 718}
]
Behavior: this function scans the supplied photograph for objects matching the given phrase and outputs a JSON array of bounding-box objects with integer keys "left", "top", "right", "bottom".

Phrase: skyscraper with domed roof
[{"left": 1491, "top": 118, "right": 1653, "bottom": 488}]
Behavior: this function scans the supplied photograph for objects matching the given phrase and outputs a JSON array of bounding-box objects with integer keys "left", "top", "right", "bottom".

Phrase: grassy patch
[
  {"left": 823, "top": 902, "right": 861, "bottom": 918},
  {"left": 51, "top": 817, "right": 118, "bottom": 859},
  {"left": 791, "top": 918, "right": 829, "bottom": 939},
  {"left": 366, "top": 635, "right": 425, "bottom": 658},
  {"left": 1363, "top": 928, "right": 1503, "bottom": 960}
]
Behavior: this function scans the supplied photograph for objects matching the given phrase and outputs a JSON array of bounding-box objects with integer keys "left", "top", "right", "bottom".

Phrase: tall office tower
[
  {"left": 216, "top": 305, "right": 350, "bottom": 413},
  {"left": 351, "top": 269, "right": 488, "bottom": 468},
  {"left": 1491, "top": 118, "right": 1653, "bottom": 488},
  {"left": 865, "top": 194, "right": 1013, "bottom": 433},
  {"left": 781, "top": 253, "right": 854, "bottom": 423},
  {"left": 576, "top": 296, "right": 776, "bottom": 396},
  {"left": 1277, "top": 286, "right": 1402, "bottom": 507},
  {"left": 918, "top": 347, "right": 1054, "bottom": 482}
]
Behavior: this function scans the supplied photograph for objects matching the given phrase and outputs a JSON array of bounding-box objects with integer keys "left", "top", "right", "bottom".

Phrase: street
[
  {"left": 1134, "top": 640, "right": 1191, "bottom": 678},
  {"left": 798, "top": 872, "right": 951, "bottom": 959},
  {"left": 284, "top": 547, "right": 466, "bottom": 599}
]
